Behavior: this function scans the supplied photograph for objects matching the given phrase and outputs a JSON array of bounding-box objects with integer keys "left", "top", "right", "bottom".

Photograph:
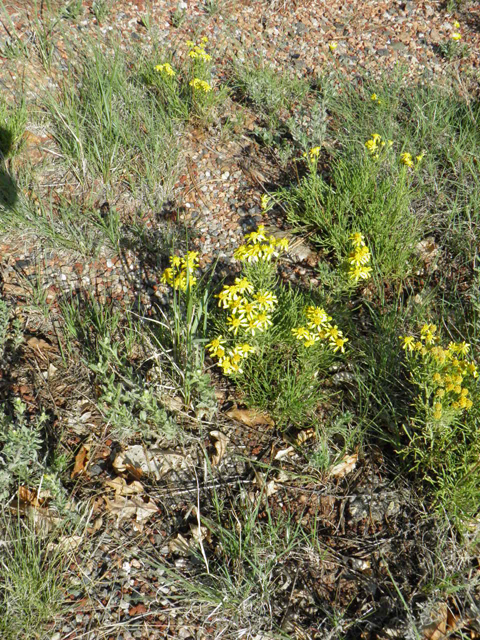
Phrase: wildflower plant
[
  {"left": 398, "top": 324, "right": 480, "bottom": 523},
  {"left": 185, "top": 37, "right": 218, "bottom": 118},
  {"left": 292, "top": 305, "right": 348, "bottom": 353},
  {"left": 208, "top": 226, "right": 287, "bottom": 377},
  {"left": 400, "top": 151, "right": 424, "bottom": 169},
  {"left": 440, "top": 21, "right": 468, "bottom": 60},
  {"left": 364, "top": 133, "right": 393, "bottom": 161},
  {"left": 346, "top": 232, "right": 372, "bottom": 284},
  {"left": 159, "top": 250, "right": 212, "bottom": 407}
]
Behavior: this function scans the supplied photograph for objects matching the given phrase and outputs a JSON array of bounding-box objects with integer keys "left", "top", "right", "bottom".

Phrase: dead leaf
[
  {"left": 415, "top": 236, "right": 439, "bottom": 265},
  {"left": 104, "top": 495, "right": 158, "bottom": 529},
  {"left": 168, "top": 533, "right": 191, "bottom": 555},
  {"left": 274, "top": 446, "right": 294, "bottom": 460},
  {"left": 330, "top": 453, "right": 358, "bottom": 478},
  {"left": 18, "top": 486, "right": 40, "bottom": 507},
  {"left": 105, "top": 477, "right": 144, "bottom": 496},
  {"left": 112, "top": 445, "right": 191, "bottom": 481},
  {"left": 422, "top": 603, "right": 448, "bottom": 640},
  {"left": 421, "top": 603, "right": 461, "bottom": 640},
  {"left": 210, "top": 431, "right": 229, "bottom": 466},
  {"left": 9, "top": 501, "right": 61, "bottom": 535},
  {"left": 162, "top": 395, "right": 184, "bottom": 412},
  {"left": 129, "top": 603, "right": 147, "bottom": 616},
  {"left": 71, "top": 444, "right": 91, "bottom": 479},
  {"left": 226, "top": 407, "right": 274, "bottom": 428},
  {"left": 88, "top": 516, "right": 103, "bottom": 534},
  {"left": 26, "top": 336, "right": 55, "bottom": 355},
  {"left": 47, "top": 535, "right": 83, "bottom": 554}
]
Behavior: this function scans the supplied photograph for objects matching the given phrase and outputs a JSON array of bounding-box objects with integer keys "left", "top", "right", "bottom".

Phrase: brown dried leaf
[
  {"left": 112, "top": 445, "right": 190, "bottom": 480},
  {"left": 18, "top": 486, "right": 40, "bottom": 506},
  {"left": 26, "top": 336, "right": 55, "bottom": 354},
  {"left": 105, "top": 477, "right": 144, "bottom": 496},
  {"left": 9, "top": 501, "right": 61, "bottom": 535},
  {"left": 71, "top": 444, "right": 90, "bottom": 479},
  {"left": 104, "top": 495, "right": 158, "bottom": 529},
  {"left": 330, "top": 453, "right": 358, "bottom": 478},
  {"left": 168, "top": 533, "right": 190, "bottom": 555},
  {"left": 47, "top": 535, "right": 83, "bottom": 555},
  {"left": 210, "top": 431, "right": 229, "bottom": 466},
  {"left": 226, "top": 407, "right": 274, "bottom": 428},
  {"left": 416, "top": 236, "right": 439, "bottom": 264},
  {"left": 274, "top": 446, "right": 294, "bottom": 460},
  {"left": 421, "top": 603, "right": 461, "bottom": 640}
]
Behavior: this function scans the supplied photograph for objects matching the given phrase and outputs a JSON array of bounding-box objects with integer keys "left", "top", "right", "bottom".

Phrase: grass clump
[
  {"left": 47, "top": 44, "right": 181, "bottom": 201},
  {"left": 0, "top": 514, "right": 68, "bottom": 640}
]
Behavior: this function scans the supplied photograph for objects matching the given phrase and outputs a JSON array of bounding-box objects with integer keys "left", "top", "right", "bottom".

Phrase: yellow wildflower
[
  {"left": 331, "top": 337, "right": 348, "bottom": 353},
  {"left": 349, "top": 232, "right": 365, "bottom": 248},
  {"left": 401, "top": 336, "right": 415, "bottom": 352},
  {"left": 400, "top": 152, "right": 414, "bottom": 168},
  {"left": 189, "top": 78, "right": 212, "bottom": 92},
  {"left": 155, "top": 62, "right": 176, "bottom": 77},
  {"left": 260, "top": 194, "right": 271, "bottom": 210},
  {"left": 451, "top": 32, "right": 462, "bottom": 41},
  {"left": 329, "top": 41, "right": 338, "bottom": 52},
  {"left": 206, "top": 336, "right": 226, "bottom": 356}
]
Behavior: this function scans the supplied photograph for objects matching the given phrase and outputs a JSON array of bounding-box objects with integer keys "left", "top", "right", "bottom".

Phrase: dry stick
[{"left": 193, "top": 465, "right": 210, "bottom": 575}]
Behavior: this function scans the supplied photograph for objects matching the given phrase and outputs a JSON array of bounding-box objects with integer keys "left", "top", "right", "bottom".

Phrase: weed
[
  {"left": 154, "top": 249, "right": 216, "bottom": 411},
  {"left": 0, "top": 397, "right": 47, "bottom": 501},
  {"left": 0, "top": 513, "right": 67, "bottom": 640},
  {"left": 47, "top": 44, "right": 181, "bottom": 199},
  {"left": 0, "top": 95, "right": 27, "bottom": 158},
  {"left": 62, "top": 0, "right": 83, "bottom": 20},
  {"left": 91, "top": 0, "right": 110, "bottom": 23},
  {"left": 171, "top": 6, "right": 187, "bottom": 28}
]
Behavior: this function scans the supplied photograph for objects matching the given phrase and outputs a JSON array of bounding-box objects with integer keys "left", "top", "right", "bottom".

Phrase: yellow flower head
[
  {"left": 189, "top": 78, "right": 212, "bottom": 92},
  {"left": 401, "top": 336, "right": 415, "bottom": 352},
  {"left": 400, "top": 152, "right": 414, "bottom": 168},
  {"left": 350, "top": 232, "right": 366, "bottom": 248},
  {"left": 155, "top": 62, "right": 176, "bottom": 77},
  {"left": 329, "top": 41, "right": 338, "bottom": 52},
  {"left": 206, "top": 336, "right": 226, "bottom": 356},
  {"left": 260, "top": 194, "right": 271, "bottom": 210},
  {"left": 451, "top": 32, "right": 462, "bottom": 41}
]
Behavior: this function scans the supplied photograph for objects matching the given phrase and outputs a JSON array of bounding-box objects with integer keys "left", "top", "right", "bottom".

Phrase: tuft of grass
[
  {"left": 47, "top": 43, "right": 182, "bottom": 202},
  {"left": 0, "top": 94, "right": 27, "bottom": 158},
  {"left": 0, "top": 514, "right": 67, "bottom": 640}
]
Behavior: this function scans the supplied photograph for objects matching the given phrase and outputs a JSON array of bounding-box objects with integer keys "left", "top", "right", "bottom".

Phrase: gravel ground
[{"left": 1, "top": 1, "right": 480, "bottom": 639}]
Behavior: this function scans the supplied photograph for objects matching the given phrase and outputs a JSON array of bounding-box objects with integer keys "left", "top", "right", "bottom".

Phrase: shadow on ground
[{"left": 0, "top": 126, "right": 18, "bottom": 209}]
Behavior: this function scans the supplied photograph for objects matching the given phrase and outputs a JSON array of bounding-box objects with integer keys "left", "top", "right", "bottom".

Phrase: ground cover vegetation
[{"left": 0, "top": 2, "right": 480, "bottom": 638}]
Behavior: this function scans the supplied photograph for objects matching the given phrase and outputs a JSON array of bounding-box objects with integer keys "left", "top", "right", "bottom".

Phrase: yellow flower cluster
[
  {"left": 260, "top": 194, "right": 271, "bottom": 211},
  {"left": 154, "top": 62, "right": 176, "bottom": 77},
  {"left": 216, "top": 277, "right": 277, "bottom": 337},
  {"left": 370, "top": 93, "right": 382, "bottom": 105},
  {"left": 451, "top": 22, "right": 461, "bottom": 40},
  {"left": 400, "top": 324, "right": 477, "bottom": 420},
  {"left": 365, "top": 133, "right": 393, "bottom": 160},
  {"left": 207, "top": 277, "right": 278, "bottom": 375},
  {"left": 186, "top": 37, "right": 211, "bottom": 61},
  {"left": 400, "top": 151, "right": 424, "bottom": 168},
  {"left": 206, "top": 336, "right": 256, "bottom": 376},
  {"left": 303, "top": 146, "right": 321, "bottom": 162},
  {"left": 292, "top": 305, "right": 348, "bottom": 352},
  {"left": 233, "top": 225, "right": 289, "bottom": 263},
  {"left": 189, "top": 78, "right": 212, "bottom": 92},
  {"left": 160, "top": 251, "right": 199, "bottom": 292},
  {"left": 329, "top": 42, "right": 338, "bottom": 52},
  {"left": 348, "top": 232, "right": 372, "bottom": 283}
]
